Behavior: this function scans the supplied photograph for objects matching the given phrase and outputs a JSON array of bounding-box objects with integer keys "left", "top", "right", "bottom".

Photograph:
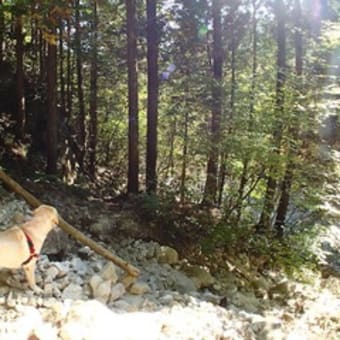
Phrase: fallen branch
[{"left": 0, "top": 169, "right": 140, "bottom": 277}]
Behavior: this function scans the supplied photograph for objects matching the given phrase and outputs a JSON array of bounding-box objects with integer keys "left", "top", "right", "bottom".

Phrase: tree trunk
[
  {"left": 274, "top": 0, "right": 303, "bottom": 236},
  {"left": 257, "top": 0, "right": 286, "bottom": 231},
  {"left": 0, "top": 0, "right": 4, "bottom": 64},
  {"left": 39, "top": 28, "right": 46, "bottom": 82},
  {"left": 30, "top": 3, "right": 38, "bottom": 76},
  {"left": 203, "top": 0, "right": 223, "bottom": 205},
  {"left": 236, "top": 0, "right": 258, "bottom": 224},
  {"left": 126, "top": 0, "right": 139, "bottom": 193},
  {"left": 66, "top": 18, "right": 72, "bottom": 118},
  {"left": 88, "top": 0, "right": 98, "bottom": 179},
  {"left": 15, "top": 13, "right": 25, "bottom": 141},
  {"left": 218, "top": 29, "right": 236, "bottom": 207},
  {"left": 180, "top": 108, "right": 189, "bottom": 203},
  {"left": 59, "top": 21, "right": 66, "bottom": 119},
  {"left": 75, "top": 0, "right": 86, "bottom": 171},
  {"left": 146, "top": 0, "right": 159, "bottom": 193},
  {"left": 46, "top": 12, "right": 58, "bottom": 175}
]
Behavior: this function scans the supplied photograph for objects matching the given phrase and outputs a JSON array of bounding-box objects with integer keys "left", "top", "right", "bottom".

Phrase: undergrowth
[{"left": 134, "top": 192, "right": 322, "bottom": 280}]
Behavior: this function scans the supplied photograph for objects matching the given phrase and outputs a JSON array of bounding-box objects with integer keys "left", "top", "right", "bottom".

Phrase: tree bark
[
  {"left": 217, "top": 24, "right": 237, "bottom": 207},
  {"left": 0, "top": 0, "right": 4, "bottom": 64},
  {"left": 0, "top": 169, "right": 140, "bottom": 277},
  {"left": 15, "top": 13, "right": 25, "bottom": 140},
  {"left": 146, "top": 0, "right": 159, "bottom": 193},
  {"left": 59, "top": 21, "right": 66, "bottom": 119},
  {"left": 39, "top": 29, "right": 46, "bottom": 82},
  {"left": 46, "top": 11, "right": 58, "bottom": 175},
  {"left": 180, "top": 108, "right": 189, "bottom": 203},
  {"left": 88, "top": 0, "right": 98, "bottom": 179},
  {"left": 203, "top": 0, "right": 223, "bottom": 205},
  {"left": 274, "top": 0, "right": 303, "bottom": 236},
  {"left": 236, "top": 1, "right": 258, "bottom": 222},
  {"left": 257, "top": 0, "right": 286, "bottom": 231},
  {"left": 66, "top": 18, "right": 72, "bottom": 118},
  {"left": 75, "top": 0, "right": 86, "bottom": 171},
  {"left": 126, "top": 0, "right": 139, "bottom": 193}
]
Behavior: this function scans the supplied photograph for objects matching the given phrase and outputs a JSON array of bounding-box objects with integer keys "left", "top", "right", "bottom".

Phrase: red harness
[{"left": 22, "top": 231, "right": 39, "bottom": 266}]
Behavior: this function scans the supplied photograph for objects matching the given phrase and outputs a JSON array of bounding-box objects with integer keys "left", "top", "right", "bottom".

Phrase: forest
[
  {"left": 0, "top": 0, "right": 339, "bottom": 264},
  {"left": 0, "top": 0, "right": 339, "bottom": 338}
]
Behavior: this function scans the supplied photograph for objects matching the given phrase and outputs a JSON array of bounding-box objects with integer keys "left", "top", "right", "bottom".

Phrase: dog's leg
[{"left": 23, "top": 262, "right": 43, "bottom": 294}]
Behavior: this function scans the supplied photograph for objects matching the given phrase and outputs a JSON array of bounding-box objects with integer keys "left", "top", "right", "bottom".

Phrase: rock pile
[{"left": 0, "top": 195, "right": 339, "bottom": 339}]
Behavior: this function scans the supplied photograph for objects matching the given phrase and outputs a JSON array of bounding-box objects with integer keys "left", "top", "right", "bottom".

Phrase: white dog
[{"left": 0, "top": 205, "right": 59, "bottom": 292}]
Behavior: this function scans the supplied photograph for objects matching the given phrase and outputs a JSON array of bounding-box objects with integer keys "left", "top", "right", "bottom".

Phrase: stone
[
  {"left": 181, "top": 264, "right": 215, "bottom": 289},
  {"left": 71, "top": 258, "right": 88, "bottom": 276},
  {"left": 160, "top": 294, "right": 174, "bottom": 305},
  {"left": 120, "top": 275, "right": 136, "bottom": 288},
  {"left": 157, "top": 246, "right": 179, "bottom": 264},
  {"left": 121, "top": 295, "right": 144, "bottom": 311},
  {"left": 231, "top": 292, "right": 261, "bottom": 313},
  {"left": 93, "top": 280, "right": 112, "bottom": 304},
  {"left": 111, "top": 283, "right": 126, "bottom": 301},
  {"left": 88, "top": 215, "right": 113, "bottom": 236},
  {"left": 45, "top": 266, "right": 60, "bottom": 282},
  {"left": 42, "top": 228, "right": 73, "bottom": 256},
  {"left": 62, "top": 283, "right": 83, "bottom": 300},
  {"left": 44, "top": 283, "right": 54, "bottom": 296},
  {"left": 171, "top": 271, "right": 197, "bottom": 294},
  {"left": 89, "top": 274, "right": 103, "bottom": 293},
  {"left": 100, "top": 262, "right": 118, "bottom": 283},
  {"left": 129, "top": 281, "right": 151, "bottom": 295},
  {"left": 112, "top": 299, "right": 131, "bottom": 311},
  {"left": 50, "top": 262, "right": 68, "bottom": 278}
]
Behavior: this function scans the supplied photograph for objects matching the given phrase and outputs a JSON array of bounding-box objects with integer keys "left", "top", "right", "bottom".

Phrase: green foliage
[{"left": 203, "top": 220, "right": 320, "bottom": 278}]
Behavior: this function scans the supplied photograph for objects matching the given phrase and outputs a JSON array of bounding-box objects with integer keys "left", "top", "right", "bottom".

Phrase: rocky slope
[{"left": 0, "top": 192, "right": 339, "bottom": 340}]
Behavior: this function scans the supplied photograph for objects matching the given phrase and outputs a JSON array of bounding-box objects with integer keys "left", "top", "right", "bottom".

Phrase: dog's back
[{"left": 0, "top": 226, "right": 29, "bottom": 268}]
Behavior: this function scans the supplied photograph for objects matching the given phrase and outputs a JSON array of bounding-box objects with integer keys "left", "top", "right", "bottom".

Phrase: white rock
[
  {"left": 44, "top": 283, "right": 54, "bottom": 296},
  {"left": 111, "top": 283, "right": 126, "bottom": 301},
  {"left": 160, "top": 294, "right": 174, "bottom": 305},
  {"left": 46, "top": 266, "right": 60, "bottom": 281},
  {"left": 89, "top": 274, "right": 103, "bottom": 293},
  {"left": 93, "top": 280, "right": 112, "bottom": 304},
  {"left": 71, "top": 258, "right": 88, "bottom": 276},
  {"left": 112, "top": 299, "right": 131, "bottom": 312},
  {"left": 121, "top": 295, "right": 144, "bottom": 311},
  {"left": 100, "top": 262, "right": 118, "bottom": 283},
  {"left": 129, "top": 281, "right": 151, "bottom": 295},
  {"left": 62, "top": 283, "right": 83, "bottom": 300}
]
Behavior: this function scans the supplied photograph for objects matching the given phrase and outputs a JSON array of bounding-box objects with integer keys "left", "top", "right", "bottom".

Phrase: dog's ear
[
  {"left": 33, "top": 205, "right": 59, "bottom": 224},
  {"left": 32, "top": 206, "right": 42, "bottom": 216}
]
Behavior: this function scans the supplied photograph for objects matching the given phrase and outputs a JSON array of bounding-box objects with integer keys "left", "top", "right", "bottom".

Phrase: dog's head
[{"left": 33, "top": 205, "right": 59, "bottom": 226}]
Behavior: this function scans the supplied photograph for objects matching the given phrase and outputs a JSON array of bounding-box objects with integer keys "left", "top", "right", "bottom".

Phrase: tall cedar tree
[
  {"left": 15, "top": 11, "right": 25, "bottom": 140},
  {"left": 46, "top": 10, "right": 58, "bottom": 174},
  {"left": 59, "top": 20, "right": 66, "bottom": 118},
  {"left": 88, "top": 0, "right": 98, "bottom": 179},
  {"left": 146, "top": 0, "right": 159, "bottom": 193},
  {"left": 203, "top": 0, "right": 223, "bottom": 204},
  {"left": 75, "top": 0, "right": 86, "bottom": 171},
  {"left": 274, "top": 0, "right": 303, "bottom": 235},
  {"left": 127, "top": 0, "right": 139, "bottom": 193},
  {"left": 257, "top": 0, "right": 286, "bottom": 231},
  {"left": 0, "top": 0, "right": 3, "bottom": 63},
  {"left": 235, "top": 0, "right": 259, "bottom": 223}
]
